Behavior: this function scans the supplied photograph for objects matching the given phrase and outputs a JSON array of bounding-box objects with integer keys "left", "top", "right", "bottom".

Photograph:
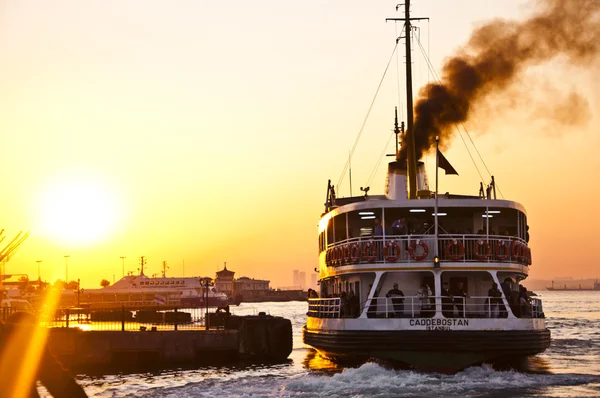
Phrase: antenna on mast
[
  {"left": 139, "top": 256, "right": 146, "bottom": 276},
  {"left": 162, "top": 261, "right": 169, "bottom": 278}
]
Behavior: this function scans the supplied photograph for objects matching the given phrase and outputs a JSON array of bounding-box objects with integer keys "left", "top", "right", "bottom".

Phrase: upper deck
[{"left": 318, "top": 196, "right": 531, "bottom": 274}]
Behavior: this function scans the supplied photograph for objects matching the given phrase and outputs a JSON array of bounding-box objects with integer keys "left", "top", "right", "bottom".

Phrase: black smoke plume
[{"left": 398, "top": 0, "right": 600, "bottom": 161}]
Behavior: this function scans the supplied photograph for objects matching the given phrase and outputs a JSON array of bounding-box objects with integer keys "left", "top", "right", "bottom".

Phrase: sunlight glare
[{"left": 37, "top": 174, "right": 121, "bottom": 245}]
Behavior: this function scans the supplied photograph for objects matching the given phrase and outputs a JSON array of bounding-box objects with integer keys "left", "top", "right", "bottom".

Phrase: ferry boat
[
  {"left": 303, "top": 2, "right": 550, "bottom": 371},
  {"left": 63, "top": 273, "right": 229, "bottom": 310}
]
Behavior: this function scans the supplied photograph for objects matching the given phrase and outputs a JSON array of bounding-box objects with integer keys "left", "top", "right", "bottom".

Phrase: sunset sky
[{"left": 1, "top": 0, "right": 598, "bottom": 289}]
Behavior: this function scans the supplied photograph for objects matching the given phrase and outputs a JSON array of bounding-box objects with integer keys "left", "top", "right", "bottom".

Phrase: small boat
[{"left": 303, "top": 1, "right": 550, "bottom": 372}]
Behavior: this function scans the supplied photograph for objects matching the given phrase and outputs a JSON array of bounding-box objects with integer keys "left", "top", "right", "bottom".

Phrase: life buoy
[
  {"left": 408, "top": 240, "right": 428, "bottom": 261},
  {"left": 350, "top": 243, "right": 360, "bottom": 263},
  {"left": 474, "top": 240, "right": 491, "bottom": 260},
  {"left": 525, "top": 247, "right": 532, "bottom": 264},
  {"left": 445, "top": 240, "right": 464, "bottom": 261},
  {"left": 330, "top": 246, "right": 338, "bottom": 266},
  {"left": 495, "top": 241, "right": 509, "bottom": 261},
  {"left": 383, "top": 241, "right": 401, "bottom": 262},
  {"left": 335, "top": 246, "right": 343, "bottom": 266},
  {"left": 342, "top": 244, "right": 351, "bottom": 265},
  {"left": 362, "top": 241, "right": 377, "bottom": 262},
  {"left": 511, "top": 241, "right": 523, "bottom": 261}
]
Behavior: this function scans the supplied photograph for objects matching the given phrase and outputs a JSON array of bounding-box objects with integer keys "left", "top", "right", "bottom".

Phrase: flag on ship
[{"left": 437, "top": 150, "right": 459, "bottom": 175}]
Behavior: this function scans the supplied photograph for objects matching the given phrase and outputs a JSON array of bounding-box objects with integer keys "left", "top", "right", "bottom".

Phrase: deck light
[
  {"left": 432, "top": 213, "right": 447, "bottom": 216},
  {"left": 487, "top": 210, "right": 501, "bottom": 214},
  {"left": 433, "top": 256, "right": 440, "bottom": 269},
  {"left": 482, "top": 214, "right": 494, "bottom": 218},
  {"left": 360, "top": 216, "right": 376, "bottom": 219},
  {"left": 359, "top": 211, "right": 375, "bottom": 215},
  {"left": 409, "top": 209, "right": 426, "bottom": 213}
]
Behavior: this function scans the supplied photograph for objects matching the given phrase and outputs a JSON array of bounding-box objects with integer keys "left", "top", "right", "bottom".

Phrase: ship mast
[{"left": 387, "top": 0, "right": 427, "bottom": 199}]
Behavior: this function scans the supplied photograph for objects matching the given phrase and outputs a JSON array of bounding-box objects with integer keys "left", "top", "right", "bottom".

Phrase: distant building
[
  {"left": 310, "top": 274, "right": 317, "bottom": 288},
  {"left": 215, "top": 264, "right": 235, "bottom": 296},
  {"left": 234, "top": 277, "right": 271, "bottom": 300},
  {"left": 292, "top": 270, "right": 306, "bottom": 289}
]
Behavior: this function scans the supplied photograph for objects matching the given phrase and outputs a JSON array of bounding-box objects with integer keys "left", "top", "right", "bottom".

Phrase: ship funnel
[
  {"left": 385, "top": 161, "right": 408, "bottom": 200},
  {"left": 416, "top": 161, "right": 431, "bottom": 198}
]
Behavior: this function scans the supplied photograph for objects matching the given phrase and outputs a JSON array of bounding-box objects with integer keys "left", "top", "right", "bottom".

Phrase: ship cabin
[{"left": 311, "top": 196, "right": 543, "bottom": 321}]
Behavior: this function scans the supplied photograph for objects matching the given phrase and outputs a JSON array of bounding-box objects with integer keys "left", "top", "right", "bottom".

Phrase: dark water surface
[{"left": 46, "top": 291, "right": 600, "bottom": 397}]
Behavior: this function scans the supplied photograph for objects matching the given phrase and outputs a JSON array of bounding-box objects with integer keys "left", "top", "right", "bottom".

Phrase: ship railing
[
  {"left": 324, "top": 234, "right": 530, "bottom": 266},
  {"left": 307, "top": 298, "right": 341, "bottom": 318},
  {"left": 361, "top": 295, "right": 544, "bottom": 319}
]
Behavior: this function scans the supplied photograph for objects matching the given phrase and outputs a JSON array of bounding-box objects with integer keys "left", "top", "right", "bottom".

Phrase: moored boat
[
  {"left": 303, "top": 1, "right": 550, "bottom": 371},
  {"left": 62, "top": 273, "right": 229, "bottom": 310}
]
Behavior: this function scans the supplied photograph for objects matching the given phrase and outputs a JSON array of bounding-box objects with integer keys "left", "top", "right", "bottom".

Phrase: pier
[
  {"left": 48, "top": 312, "right": 292, "bottom": 370},
  {"left": 2, "top": 306, "right": 293, "bottom": 372}
]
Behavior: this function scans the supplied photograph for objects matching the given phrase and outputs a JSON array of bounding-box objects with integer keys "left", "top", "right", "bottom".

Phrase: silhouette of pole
[
  {"left": 64, "top": 255, "right": 70, "bottom": 282},
  {"left": 120, "top": 256, "right": 126, "bottom": 277}
]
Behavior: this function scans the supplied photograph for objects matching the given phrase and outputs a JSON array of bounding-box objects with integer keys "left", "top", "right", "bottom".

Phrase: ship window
[
  {"left": 326, "top": 218, "right": 333, "bottom": 247},
  {"left": 333, "top": 214, "right": 347, "bottom": 242},
  {"left": 347, "top": 209, "right": 382, "bottom": 238}
]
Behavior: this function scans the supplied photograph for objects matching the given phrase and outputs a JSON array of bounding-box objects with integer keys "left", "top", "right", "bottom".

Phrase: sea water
[{"left": 51, "top": 291, "right": 600, "bottom": 397}]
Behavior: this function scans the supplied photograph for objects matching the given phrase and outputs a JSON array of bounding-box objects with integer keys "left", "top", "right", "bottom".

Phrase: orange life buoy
[
  {"left": 408, "top": 240, "right": 428, "bottom": 261},
  {"left": 350, "top": 243, "right": 360, "bottom": 263},
  {"left": 511, "top": 241, "right": 523, "bottom": 261},
  {"left": 331, "top": 246, "right": 339, "bottom": 266},
  {"left": 362, "top": 241, "right": 377, "bottom": 262},
  {"left": 495, "top": 241, "right": 509, "bottom": 261},
  {"left": 383, "top": 241, "right": 401, "bottom": 262},
  {"left": 525, "top": 247, "right": 532, "bottom": 264},
  {"left": 445, "top": 240, "right": 464, "bottom": 261},
  {"left": 342, "top": 244, "right": 351, "bottom": 265},
  {"left": 474, "top": 240, "right": 491, "bottom": 260}
]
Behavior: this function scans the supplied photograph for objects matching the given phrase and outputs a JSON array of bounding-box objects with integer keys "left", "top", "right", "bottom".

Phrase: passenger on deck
[
  {"left": 385, "top": 283, "right": 405, "bottom": 318},
  {"left": 417, "top": 282, "right": 433, "bottom": 317},
  {"left": 500, "top": 278, "right": 512, "bottom": 318},
  {"left": 519, "top": 285, "right": 532, "bottom": 317},
  {"left": 373, "top": 218, "right": 383, "bottom": 236},
  {"left": 441, "top": 281, "right": 453, "bottom": 318},
  {"left": 391, "top": 217, "right": 408, "bottom": 235},
  {"left": 341, "top": 292, "right": 351, "bottom": 317},
  {"left": 451, "top": 282, "right": 468, "bottom": 317},
  {"left": 487, "top": 282, "right": 503, "bottom": 318},
  {"left": 348, "top": 290, "right": 360, "bottom": 318}
]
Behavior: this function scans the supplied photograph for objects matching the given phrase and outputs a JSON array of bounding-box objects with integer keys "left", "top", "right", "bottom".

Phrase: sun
[{"left": 36, "top": 174, "right": 121, "bottom": 245}]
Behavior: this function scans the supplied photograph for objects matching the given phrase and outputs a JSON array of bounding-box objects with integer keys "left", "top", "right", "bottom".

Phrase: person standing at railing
[
  {"left": 441, "top": 282, "right": 453, "bottom": 318},
  {"left": 385, "top": 283, "right": 405, "bottom": 318},
  {"left": 348, "top": 291, "right": 360, "bottom": 318},
  {"left": 373, "top": 218, "right": 383, "bottom": 236},
  {"left": 391, "top": 217, "right": 408, "bottom": 236},
  {"left": 487, "top": 283, "right": 503, "bottom": 318},
  {"left": 451, "top": 282, "right": 469, "bottom": 318},
  {"left": 417, "top": 282, "right": 433, "bottom": 317}
]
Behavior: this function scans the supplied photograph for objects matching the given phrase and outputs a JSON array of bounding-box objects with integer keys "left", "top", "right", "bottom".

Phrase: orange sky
[{"left": 1, "top": 0, "right": 598, "bottom": 288}]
